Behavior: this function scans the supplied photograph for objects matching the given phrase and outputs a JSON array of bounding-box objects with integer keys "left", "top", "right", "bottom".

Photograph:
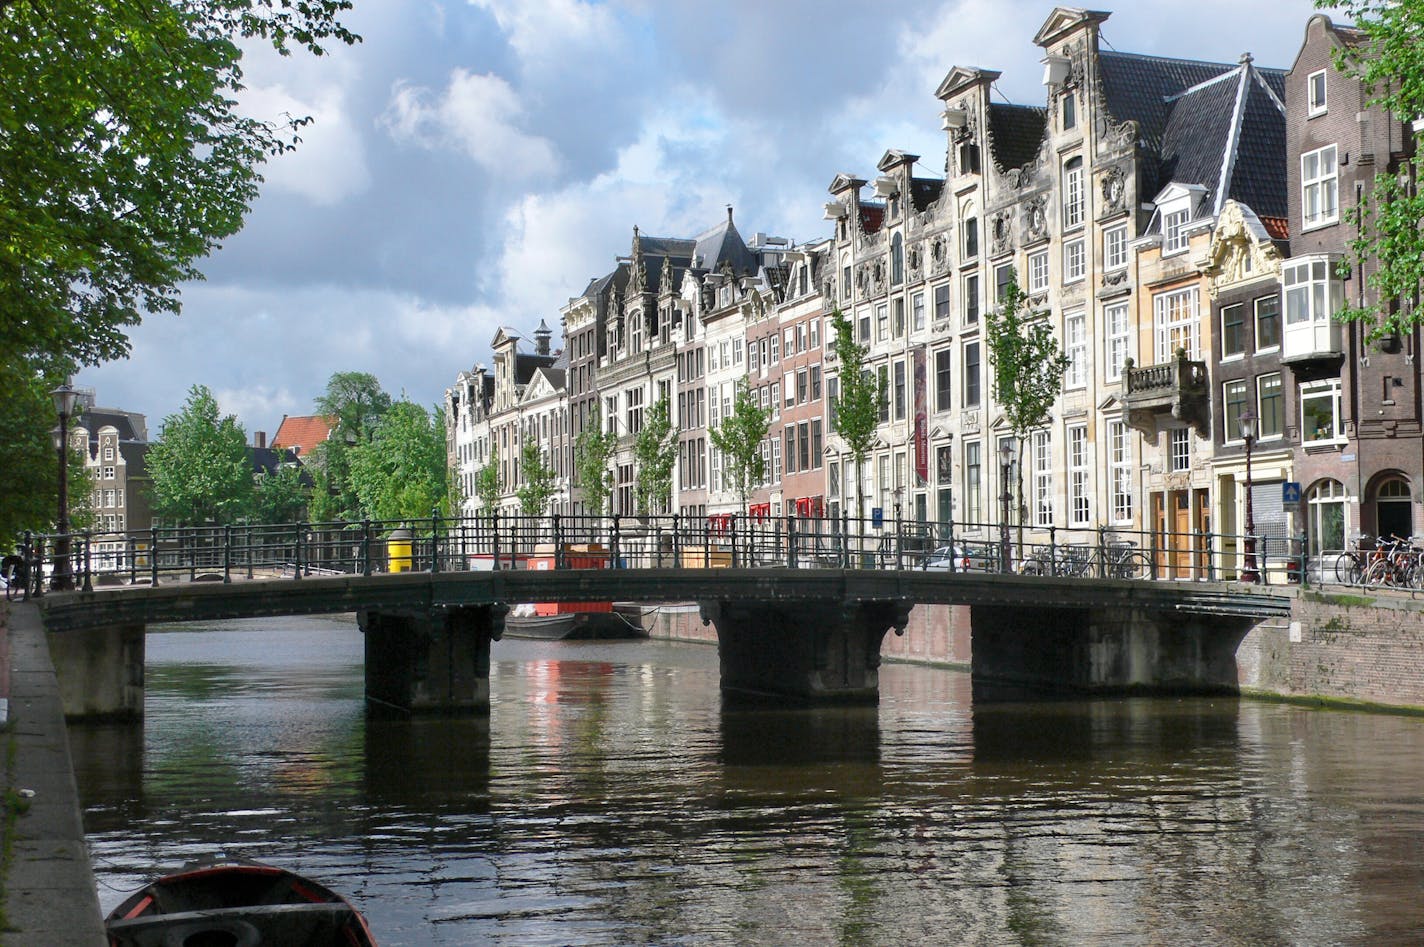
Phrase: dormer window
[
  {"left": 1307, "top": 70, "right": 1327, "bottom": 117},
  {"left": 1062, "top": 92, "right": 1076, "bottom": 130},
  {"left": 1163, "top": 208, "right": 1191, "bottom": 254}
]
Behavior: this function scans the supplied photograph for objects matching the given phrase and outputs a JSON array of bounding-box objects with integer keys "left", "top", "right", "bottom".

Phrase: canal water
[{"left": 72, "top": 615, "right": 1424, "bottom": 946}]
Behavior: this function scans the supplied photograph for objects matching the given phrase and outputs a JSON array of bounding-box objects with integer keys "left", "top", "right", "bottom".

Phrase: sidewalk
[{"left": 0, "top": 599, "right": 106, "bottom": 946}]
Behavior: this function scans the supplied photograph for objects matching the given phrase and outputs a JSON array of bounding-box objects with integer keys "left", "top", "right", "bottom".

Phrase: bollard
[{"left": 788, "top": 516, "right": 799, "bottom": 570}]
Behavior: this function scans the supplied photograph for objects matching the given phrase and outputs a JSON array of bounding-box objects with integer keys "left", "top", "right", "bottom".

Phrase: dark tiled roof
[
  {"left": 118, "top": 441, "right": 148, "bottom": 478},
  {"left": 75, "top": 408, "right": 145, "bottom": 444},
  {"left": 1099, "top": 51, "right": 1237, "bottom": 152},
  {"left": 910, "top": 177, "right": 944, "bottom": 212},
  {"left": 690, "top": 217, "right": 756, "bottom": 275},
  {"left": 986, "top": 103, "right": 1046, "bottom": 171},
  {"left": 513, "top": 352, "right": 558, "bottom": 386},
  {"left": 248, "top": 446, "right": 302, "bottom": 477},
  {"left": 1226, "top": 69, "right": 1288, "bottom": 218},
  {"left": 1158, "top": 71, "right": 1240, "bottom": 193}
]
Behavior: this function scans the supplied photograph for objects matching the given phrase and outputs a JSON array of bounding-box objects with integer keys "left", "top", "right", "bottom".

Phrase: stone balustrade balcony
[{"left": 1121, "top": 350, "right": 1210, "bottom": 437}]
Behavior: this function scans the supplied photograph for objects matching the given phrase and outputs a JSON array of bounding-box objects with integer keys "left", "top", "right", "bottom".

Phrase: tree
[
  {"left": 574, "top": 405, "right": 616, "bottom": 516},
  {"left": 0, "top": 1, "right": 358, "bottom": 376},
  {"left": 253, "top": 461, "right": 309, "bottom": 524},
  {"left": 829, "top": 308, "right": 882, "bottom": 521},
  {"left": 633, "top": 396, "right": 677, "bottom": 515},
  {"left": 347, "top": 401, "right": 447, "bottom": 523},
  {"left": 473, "top": 446, "right": 502, "bottom": 515},
  {"left": 517, "top": 439, "right": 558, "bottom": 516},
  {"left": 984, "top": 280, "right": 1070, "bottom": 527},
  {"left": 1321, "top": 0, "right": 1424, "bottom": 337},
  {"left": 0, "top": 367, "right": 80, "bottom": 539},
  {"left": 147, "top": 385, "right": 254, "bottom": 525},
  {"left": 309, "top": 372, "right": 393, "bottom": 521},
  {"left": 709, "top": 380, "right": 770, "bottom": 514}
]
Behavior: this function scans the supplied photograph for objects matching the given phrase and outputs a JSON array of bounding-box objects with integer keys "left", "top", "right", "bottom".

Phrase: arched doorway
[
  {"left": 1306, "top": 479, "right": 1347, "bottom": 556},
  {"left": 1375, "top": 477, "right": 1413, "bottom": 540}
]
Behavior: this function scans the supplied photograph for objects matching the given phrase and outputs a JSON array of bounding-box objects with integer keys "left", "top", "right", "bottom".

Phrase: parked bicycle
[
  {"left": 2, "top": 554, "right": 28, "bottom": 602},
  {"left": 1333, "top": 535, "right": 1373, "bottom": 585},
  {"left": 1361, "top": 535, "right": 1422, "bottom": 590},
  {"left": 1021, "top": 539, "right": 1150, "bottom": 580}
]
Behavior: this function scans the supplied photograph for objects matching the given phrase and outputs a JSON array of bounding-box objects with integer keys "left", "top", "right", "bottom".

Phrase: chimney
[
  {"left": 534, "top": 319, "right": 552, "bottom": 356},
  {"left": 254, "top": 431, "right": 267, "bottom": 449}
]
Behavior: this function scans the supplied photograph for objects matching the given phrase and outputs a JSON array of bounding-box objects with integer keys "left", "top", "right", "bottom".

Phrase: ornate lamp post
[
  {"left": 1240, "top": 408, "right": 1258, "bottom": 583},
  {"left": 51, "top": 378, "right": 79, "bottom": 591},
  {"left": 998, "top": 438, "right": 1014, "bottom": 573}
]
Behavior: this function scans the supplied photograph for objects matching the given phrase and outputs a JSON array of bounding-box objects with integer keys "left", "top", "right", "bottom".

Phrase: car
[{"left": 918, "top": 543, "right": 994, "bottom": 572}]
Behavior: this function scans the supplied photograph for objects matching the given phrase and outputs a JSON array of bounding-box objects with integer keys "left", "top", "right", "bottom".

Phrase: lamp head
[
  {"left": 50, "top": 377, "right": 78, "bottom": 418},
  {"left": 1239, "top": 409, "right": 1257, "bottom": 442}
]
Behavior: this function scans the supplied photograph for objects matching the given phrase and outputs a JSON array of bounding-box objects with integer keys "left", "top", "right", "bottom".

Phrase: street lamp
[
  {"left": 998, "top": 438, "right": 1014, "bottom": 573},
  {"left": 1239, "top": 408, "right": 1259, "bottom": 583},
  {"left": 51, "top": 378, "right": 79, "bottom": 591}
]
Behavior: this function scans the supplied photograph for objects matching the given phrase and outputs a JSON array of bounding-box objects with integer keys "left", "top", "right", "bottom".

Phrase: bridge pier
[
  {"left": 970, "top": 604, "right": 1254, "bottom": 695},
  {"left": 700, "top": 599, "right": 911, "bottom": 703},
  {"left": 359, "top": 604, "right": 506, "bottom": 715},
  {"left": 47, "top": 623, "right": 145, "bottom": 721}
]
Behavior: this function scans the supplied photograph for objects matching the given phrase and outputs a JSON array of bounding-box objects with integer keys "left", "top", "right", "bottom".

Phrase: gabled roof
[
  {"left": 74, "top": 407, "right": 147, "bottom": 444},
  {"left": 1099, "top": 51, "right": 1241, "bottom": 153},
  {"left": 690, "top": 212, "right": 757, "bottom": 275},
  {"left": 272, "top": 414, "right": 334, "bottom": 458},
  {"left": 987, "top": 103, "right": 1047, "bottom": 171},
  {"left": 935, "top": 66, "right": 1000, "bottom": 101}
]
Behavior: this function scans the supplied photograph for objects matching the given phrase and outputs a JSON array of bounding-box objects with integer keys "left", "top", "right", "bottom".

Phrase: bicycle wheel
[
  {"left": 1021, "top": 558, "right": 1046, "bottom": 576},
  {"left": 1335, "top": 553, "right": 1364, "bottom": 586},
  {"left": 1116, "top": 552, "right": 1150, "bottom": 580},
  {"left": 1363, "top": 559, "right": 1392, "bottom": 589}
]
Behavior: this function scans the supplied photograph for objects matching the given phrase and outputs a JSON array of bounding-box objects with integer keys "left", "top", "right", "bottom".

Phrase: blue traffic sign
[
  {"left": 871, "top": 507, "right": 884, "bottom": 528},
  {"left": 1282, "top": 481, "right": 1302, "bottom": 503}
]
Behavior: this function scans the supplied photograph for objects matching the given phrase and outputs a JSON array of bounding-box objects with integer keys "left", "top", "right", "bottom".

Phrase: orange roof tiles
[{"left": 272, "top": 414, "right": 334, "bottom": 458}]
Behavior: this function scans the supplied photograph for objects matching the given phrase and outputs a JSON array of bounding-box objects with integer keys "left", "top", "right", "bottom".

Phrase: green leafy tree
[
  {"left": 574, "top": 404, "right": 616, "bottom": 516},
  {"left": 0, "top": 1, "right": 358, "bottom": 375},
  {"left": 984, "top": 279, "right": 1070, "bottom": 527},
  {"left": 709, "top": 380, "right": 770, "bottom": 514},
  {"left": 0, "top": 367, "right": 87, "bottom": 539},
  {"left": 1322, "top": 0, "right": 1424, "bottom": 338},
  {"left": 253, "top": 461, "right": 309, "bottom": 524},
  {"left": 347, "top": 400, "right": 447, "bottom": 523},
  {"left": 829, "top": 308, "right": 883, "bottom": 521},
  {"left": 147, "top": 385, "right": 254, "bottom": 525},
  {"left": 633, "top": 396, "right": 677, "bottom": 515},
  {"left": 309, "top": 371, "right": 393, "bottom": 521},
  {"left": 473, "top": 445, "right": 502, "bottom": 515},
  {"left": 517, "top": 439, "right": 558, "bottom": 515}
]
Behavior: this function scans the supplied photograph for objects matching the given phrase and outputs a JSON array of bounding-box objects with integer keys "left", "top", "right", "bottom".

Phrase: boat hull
[{"left": 504, "top": 610, "right": 646, "bottom": 640}]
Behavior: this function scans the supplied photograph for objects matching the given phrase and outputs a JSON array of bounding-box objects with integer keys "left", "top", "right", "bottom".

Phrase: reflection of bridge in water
[{"left": 38, "top": 558, "right": 1289, "bottom": 721}]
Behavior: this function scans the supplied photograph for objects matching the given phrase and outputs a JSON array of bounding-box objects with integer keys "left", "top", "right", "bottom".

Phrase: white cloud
[
  {"left": 467, "top": 0, "right": 620, "bottom": 72},
  {"left": 383, "top": 69, "right": 560, "bottom": 178},
  {"left": 242, "top": 82, "right": 372, "bottom": 206}
]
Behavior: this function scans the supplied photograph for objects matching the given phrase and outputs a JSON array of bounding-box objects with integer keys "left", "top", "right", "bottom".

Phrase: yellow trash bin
[{"left": 386, "top": 528, "right": 413, "bottom": 573}]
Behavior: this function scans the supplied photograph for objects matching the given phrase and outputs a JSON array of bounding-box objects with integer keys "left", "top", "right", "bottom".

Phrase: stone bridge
[{"left": 36, "top": 568, "right": 1291, "bottom": 719}]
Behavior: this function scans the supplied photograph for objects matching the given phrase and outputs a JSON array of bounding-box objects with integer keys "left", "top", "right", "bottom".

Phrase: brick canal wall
[
  {"left": 1238, "top": 589, "right": 1424, "bottom": 710},
  {"left": 640, "top": 593, "right": 1424, "bottom": 711}
]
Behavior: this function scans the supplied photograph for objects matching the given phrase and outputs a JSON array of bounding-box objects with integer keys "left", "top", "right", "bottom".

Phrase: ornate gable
[
  {"left": 935, "top": 66, "right": 999, "bottom": 102},
  {"left": 1033, "top": 7, "right": 1110, "bottom": 48},
  {"left": 1199, "top": 200, "right": 1282, "bottom": 297},
  {"left": 828, "top": 172, "right": 865, "bottom": 195}
]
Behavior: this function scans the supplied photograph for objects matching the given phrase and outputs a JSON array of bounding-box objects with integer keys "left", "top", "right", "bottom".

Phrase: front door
[{"left": 1170, "top": 490, "right": 1192, "bottom": 575}]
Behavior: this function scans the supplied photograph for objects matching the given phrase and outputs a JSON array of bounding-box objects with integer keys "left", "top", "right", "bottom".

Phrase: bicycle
[
  {"left": 1362, "top": 536, "right": 1422, "bottom": 590},
  {"left": 1334, "top": 535, "right": 1373, "bottom": 585},
  {"left": 2, "top": 554, "right": 28, "bottom": 602},
  {"left": 1021, "top": 540, "right": 1150, "bottom": 580}
]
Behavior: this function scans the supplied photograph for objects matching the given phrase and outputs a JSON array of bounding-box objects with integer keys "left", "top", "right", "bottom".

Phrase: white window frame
[
  {"left": 1063, "top": 157, "right": 1084, "bottom": 231},
  {"left": 1257, "top": 372, "right": 1284, "bottom": 441},
  {"left": 1104, "top": 302, "right": 1130, "bottom": 383},
  {"left": 964, "top": 440, "right": 983, "bottom": 525},
  {"left": 1065, "top": 310, "right": 1087, "bottom": 389},
  {"left": 1163, "top": 208, "right": 1191, "bottom": 255},
  {"left": 1302, "top": 145, "right": 1339, "bottom": 229},
  {"left": 1103, "top": 224, "right": 1128, "bottom": 271},
  {"left": 1307, "top": 69, "right": 1327, "bottom": 117},
  {"left": 1284, "top": 257, "right": 1340, "bottom": 327},
  {"left": 1027, "top": 250, "right": 1049, "bottom": 293},
  {"left": 1301, "top": 379, "right": 1345, "bottom": 445},
  {"left": 1169, "top": 428, "right": 1191, "bottom": 472},
  {"left": 1108, "top": 421, "right": 1133, "bottom": 523},
  {"left": 1153, "top": 287, "right": 1200, "bottom": 362},
  {"left": 1032, "top": 430, "right": 1053, "bottom": 527},
  {"left": 1067, "top": 424, "right": 1089, "bottom": 526},
  {"left": 1063, "top": 238, "right": 1085, "bottom": 283}
]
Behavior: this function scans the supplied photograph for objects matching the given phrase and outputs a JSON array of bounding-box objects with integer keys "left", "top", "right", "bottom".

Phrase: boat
[
  {"left": 106, "top": 859, "right": 377, "bottom": 947},
  {"left": 502, "top": 542, "right": 647, "bottom": 641}
]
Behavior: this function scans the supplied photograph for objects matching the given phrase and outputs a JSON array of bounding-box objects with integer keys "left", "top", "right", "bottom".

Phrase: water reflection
[{"left": 72, "top": 620, "right": 1424, "bottom": 946}]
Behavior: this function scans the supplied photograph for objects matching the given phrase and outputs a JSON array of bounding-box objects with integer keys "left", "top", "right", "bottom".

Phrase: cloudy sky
[{"left": 81, "top": 0, "right": 1327, "bottom": 437}]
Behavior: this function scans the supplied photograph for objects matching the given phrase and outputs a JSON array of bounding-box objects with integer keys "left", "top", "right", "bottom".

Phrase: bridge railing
[{"left": 10, "top": 512, "right": 1312, "bottom": 597}]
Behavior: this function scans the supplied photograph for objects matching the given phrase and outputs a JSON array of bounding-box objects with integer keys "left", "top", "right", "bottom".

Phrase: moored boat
[
  {"left": 106, "top": 859, "right": 376, "bottom": 947},
  {"left": 504, "top": 606, "right": 645, "bottom": 640}
]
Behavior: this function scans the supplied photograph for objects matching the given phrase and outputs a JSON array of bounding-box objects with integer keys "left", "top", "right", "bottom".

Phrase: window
[
  {"left": 1068, "top": 424, "right": 1089, "bottom": 526},
  {"left": 1063, "top": 156, "right": 1084, "bottom": 230},
  {"left": 784, "top": 374, "right": 795, "bottom": 408},
  {"left": 964, "top": 441, "right": 982, "bottom": 524},
  {"left": 877, "top": 365, "right": 890, "bottom": 422},
  {"left": 891, "top": 233, "right": 904, "bottom": 285},
  {"left": 964, "top": 217, "right": 979, "bottom": 258},
  {"left": 964, "top": 341, "right": 981, "bottom": 407},
  {"left": 1163, "top": 208, "right": 1190, "bottom": 254},
  {"left": 1064, "top": 311, "right": 1087, "bottom": 389},
  {"left": 1224, "top": 379, "right": 1248, "bottom": 441},
  {"left": 797, "top": 368, "right": 808, "bottom": 405},
  {"left": 1301, "top": 379, "right": 1344, "bottom": 443},
  {"left": 810, "top": 366, "right": 822, "bottom": 400},
  {"left": 770, "top": 333, "right": 780, "bottom": 364},
  {"left": 876, "top": 303, "right": 889, "bottom": 341},
  {"left": 1153, "top": 287, "right": 1200, "bottom": 362},
  {"left": 1258, "top": 373, "right": 1283, "bottom": 439},
  {"left": 1063, "top": 238, "right": 1085, "bottom": 283},
  {"left": 1307, "top": 69, "right": 1327, "bottom": 116},
  {"left": 995, "top": 264, "right": 1014, "bottom": 304},
  {"left": 1027, "top": 251, "right": 1049, "bottom": 293},
  {"left": 1032, "top": 430, "right": 1053, "bottom": 526},
  {"left": 783, "top": 329, "right": 794, "bottom": 357},
  {"left": 1302, "top": 145, "right": 1338, "bottom": 228},
  {"left": 934, "top": 283, "right": 950, "bottom": 322},
  {"left": 810, "top": 319, "right": 820, "bottom": 349},
  {"left": 912, "top": 293, "right": 925, "bottom": 332},
  {"left": 935, "top": 349, "right": 953, "bottom": 412},
  {"left": 893, "top": 359, "right": 907, "bottom": 420},
  {"left": 748, "top": 339, "right": 759, "bottom": 373},
  {"left": 1104, "top": 302, "right": 1130, "bottom": 383},
  {"left": 1109, "top": 421, "right": 1132, "bottom": 522},
  {"left": 1169, "top": 428, "right": 1191, "bottom": 472},
  {"left": 103, "top": 466, "right": 115, "bottom": 480},
  {"left": 1255, "top": 295, "right": 1281, "bottom": 351},
  {"left": 857, "top": 310, "right": 871, "bottom": 343},
  {"left": 893, "top": 298, "right": 905, "bottom": 337},
  {"left": 842, "top": 258, "right": 852, "bottom": 300},
  {"left": 811, "top": 420, "right": 823, "bottom": 468},
  {"left": 963, "top": 274, "right": 980, "bottom": 324},
  {"left": 1284, "top": 258, "right": 1341, "bottom": 326},
  {"left": 1221, "top": 304, "right": 1245, "bottom": 357},
  {"left": 799, "top": 422, "right": 811, "bottom": 472},
  {"left": 1307, "top": 479, "right": 1346, "bottom": 556},
  {"left": 1062, "top": 91, "right": 1076, "bottom": 130},
  {"left": 1104, "top": 224, "right": 1128, "bottom": 271}
]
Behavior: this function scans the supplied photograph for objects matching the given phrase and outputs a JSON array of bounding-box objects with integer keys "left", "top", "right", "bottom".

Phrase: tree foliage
[
  {"left": 829, "top": 308, "right": 882, "bottom": 519},
  {"left": 633, "top": 396, "right": 677, "bottom": 515},
  {"left": 574, "top": 404, "right": 615, "bottom": 516},
  {"left": 253, "top": 460, "right": 309, "bottom": 524},
  {"left": 517, "top": 439, "right": 558, "bottom": 515},
  {"left": 347, "top": 400, "right": 447, "bottom": 523},
  {"left": 709, "top": 380, "right": 770, "bottom": 514},
  {"left": 0, "top": 367, "right": 72, "bottom": 540},
  {"left": 985, "top": 280, "right": 1069, "bottom": 442},
  {"left": 1322, "top": 0, "right": 1424, "bottom": 337},
  {"left": 147, "top": 385, "right": 254, "bottom": 525},
  {"left": 474, "top": 445, "right": 502, "bottom": 515},
  {"left": 0, "top": 0, "right": 358, "bottom": 374},
  {"left": 309, "top": 371, "right": 392, "bottom": 521}
]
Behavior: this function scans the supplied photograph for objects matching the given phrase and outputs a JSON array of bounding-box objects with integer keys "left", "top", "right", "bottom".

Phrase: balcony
[
  {"left": 1282, "top": 317, "right": 1344, "bottom": 364},
  {"left": 1122, "top": 351, "right": 1210, "bottom": 437}
]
